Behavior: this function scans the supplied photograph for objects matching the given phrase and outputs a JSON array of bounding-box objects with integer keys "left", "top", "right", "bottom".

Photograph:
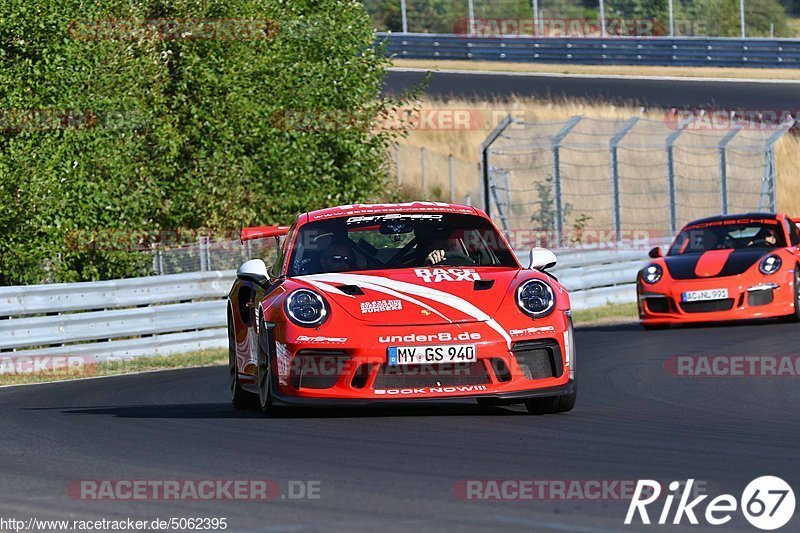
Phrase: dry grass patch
[
  {"left": 393, "top": 59, "right": 800, "bottom": 82},
  {"left": 394, "top": 96, "right": 800, "bottom": 216}
]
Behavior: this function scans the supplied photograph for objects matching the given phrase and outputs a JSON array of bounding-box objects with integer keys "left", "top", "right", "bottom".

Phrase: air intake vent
[
  {"left": 511, "top": 339, "right": 563, "bottom": 380},
  {"left": 373, "top": 362, "right": 489, "bottom": 389},
  {"left": 335, "top": 284, "right": 364, "bottom": 296},
  {"left": 680, "top": 299, "right": 735, "bottom": 313},
  {"left": 289, "top": 350, "right": 349, "bottom": 389}
]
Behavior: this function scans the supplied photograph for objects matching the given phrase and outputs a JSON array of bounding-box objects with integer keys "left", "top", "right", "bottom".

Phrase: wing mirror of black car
[
  {"left": 237, "top": 259, "right": 271, "bottom": 286},
  {"left": 648, "top": 246, "right": 663, "bottom": 259}
]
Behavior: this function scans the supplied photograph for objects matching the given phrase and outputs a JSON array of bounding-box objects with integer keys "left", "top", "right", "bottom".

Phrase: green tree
[{"left": 0, "top": 0, "right": 400, "bottom": 285}]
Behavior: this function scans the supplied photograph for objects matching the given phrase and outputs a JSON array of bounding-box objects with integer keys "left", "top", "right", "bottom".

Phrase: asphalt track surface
[
  {"left": 1, "top": 321, "right": 799, "bottom": 532},
  {"left": 384, "top": 69, "right": 800, "bottom": 110}
]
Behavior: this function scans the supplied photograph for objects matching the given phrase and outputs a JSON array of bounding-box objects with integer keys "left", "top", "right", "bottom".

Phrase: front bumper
[
  {"left": 638, "top": 270, "right": 794, "bottom": 325},
  {"left": 267, "top": 315, "right": 574, "bottom": 402},
  {"left": 271, "top": 379, "right": 576, "bottom": 407}
]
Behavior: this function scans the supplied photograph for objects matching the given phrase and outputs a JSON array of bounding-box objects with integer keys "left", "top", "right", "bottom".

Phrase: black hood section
[{"left": 664, "top": 249, "right": 770, "bottom": 280}]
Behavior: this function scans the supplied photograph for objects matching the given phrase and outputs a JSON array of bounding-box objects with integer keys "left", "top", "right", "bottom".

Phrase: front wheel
[
  {"left": 783, "top": 267, "right": 800, "bottom": 323},
  {"left": 257, "top": 321, "right": 279, "bottom": 416},
  {"left": 524, "top": 385, "right": 577, "bottom": 415},
  {"left": 229, "top": 320, "right": 257, "bottom": 410}
]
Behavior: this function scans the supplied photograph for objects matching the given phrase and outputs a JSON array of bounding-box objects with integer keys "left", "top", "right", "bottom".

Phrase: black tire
[
  {"left": 524, "top": 386, "right": 577, "bottom": 415},
  {"left": 256, "top": 320, "right": 278, "bottom": 417},
  {"left": 783, "top": 267, "right": 800, "bottom": 323},
  {"left": 228, "top": 318, "right": 258, "bottom": 410}
]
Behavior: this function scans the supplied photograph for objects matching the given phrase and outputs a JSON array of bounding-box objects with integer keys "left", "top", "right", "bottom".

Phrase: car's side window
[{"left": 786, "top": 219, "right": 800, "bottom": 246}]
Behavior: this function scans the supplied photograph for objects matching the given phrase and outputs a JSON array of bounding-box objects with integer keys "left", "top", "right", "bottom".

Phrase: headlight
[
  {"left": 759, "top": 255, "right": 782, "bottom": 275},
  {"left": 642, "top": 264, "right": 662, "bottom": 284},
  {"left": 516, "top": 279, "right": 555, "bottom": 318},
  {"left": 285, "top": 289, "right": 328, "bottom": 327}
]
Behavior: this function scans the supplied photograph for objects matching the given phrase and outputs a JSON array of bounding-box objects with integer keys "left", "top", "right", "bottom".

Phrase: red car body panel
[
  {"left": 638, "top": 213, "right": 800, "bottom": 326},
  {"left": 228, "top": 202, "right": 575, "bottom": 404}
]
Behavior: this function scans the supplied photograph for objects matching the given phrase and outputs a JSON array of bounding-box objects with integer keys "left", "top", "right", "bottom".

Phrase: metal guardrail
[
  {"left": 381, "top": 33, "right": 800, "bottom": 68},
  {"left": 0, "top": 248, "right": 647, "bottom": 364},
  {"left": 0, "top": 270, "right": 234, "bottom": 317},
  {"left": 0, "top": 271, "right": 236, "bottom": 361},
  {"left": 517, "top": 247, "right": 650, "bottom": 310}
]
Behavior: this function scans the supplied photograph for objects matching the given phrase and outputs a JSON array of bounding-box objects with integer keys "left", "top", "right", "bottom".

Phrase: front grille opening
[
  {"left": 373, "top": 361, "right": 489, "bottom": 389},
  {"left": 645, "top": 297, "right": 671, "bottom": 314},
  {"left": 350, "top": 363, "right": 373, "bottom": 389},
  {"left": 680, "top": 299, "right": 735, "bottom": 313},
  {"left": 289, "top": 350, "right": 349, "bottom": 390},
  {"left": 511, "top": 339, "right": 563, "bottom": 380},
  {"left": 747, "top": 289, "right": 774, "bottom": 307},
  {"left": 489, "top": 358, "right": 512, "bottom": 382}
]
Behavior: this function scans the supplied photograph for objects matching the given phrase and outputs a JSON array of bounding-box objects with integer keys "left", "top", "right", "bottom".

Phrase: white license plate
[
  {"left": 387, "top": 344, "right": 477, "bottom": 366},
  {"left": 682, "top": 289, "right": 729, "bottom": 302}
]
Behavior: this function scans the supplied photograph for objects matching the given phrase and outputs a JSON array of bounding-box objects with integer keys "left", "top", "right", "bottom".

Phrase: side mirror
[
  {"left": 529, "top": 247, "right": 558, "bottom": 271},
  {"left": 237, "top": 259, "right": 270, "bottom": 286},
  {"left": 648, "top": 246, "right": 663, "bottom": 259}
]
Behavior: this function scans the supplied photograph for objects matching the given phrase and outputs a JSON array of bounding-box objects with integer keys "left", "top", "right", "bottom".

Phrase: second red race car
[
  {"left": 227, "top": 202, "right": 576, "bottom": 415},
  {"left": 638, "top": 212, "right": 800, "bottom": 327}
]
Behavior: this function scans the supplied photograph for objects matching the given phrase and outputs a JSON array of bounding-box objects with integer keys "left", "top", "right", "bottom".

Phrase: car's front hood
[
  {"left": 293, "top": 267, "right": 523, "bottom": 325},
  {"left": 664, "top": 248, "right": 771, "bottom": 280}
]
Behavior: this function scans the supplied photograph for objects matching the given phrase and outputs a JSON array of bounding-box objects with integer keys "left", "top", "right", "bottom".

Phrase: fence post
[
  {"left": 761, "top": 118, "right": 795, "bottom": 211},
  {"left": 199, "top": 236, "right": 208, "bottom": 272},
  {"left": 449, "top": 154, "right": 455, "bottom": 203},
  {"left": 665, "top": 120, "right": 691, "bottom": 235},
  {"left": 551, "top": 116, "right": 582, "bottom": 247},
  {"left": 420, "top": 147, "right": 427, "bottom": 199},
  {"left": 718, "top": 123, "right": 742, "bottom": 215},
  {"left": 479, "top": 115, "right": 514, "bottom": 216},
  {"left": 395, "top": 143, "right": 402, "bottom": 186},
  {"left": 489, "top": 169, "right": 512, "bottom": 238},
  {"left": 609, "top": 117, "right": 639, "bottom": 242}
]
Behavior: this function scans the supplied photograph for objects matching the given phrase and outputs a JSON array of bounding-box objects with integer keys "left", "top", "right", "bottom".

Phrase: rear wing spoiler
[{"left": 240, "top": 225, "right": 290, "bottom": 243}]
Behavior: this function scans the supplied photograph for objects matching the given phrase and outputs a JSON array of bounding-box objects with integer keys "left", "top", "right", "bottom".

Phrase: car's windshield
[
  {"left": 668, "top": 218, "right": 785, "bottom": 255},
  {"left": 287, "top": 213, "right": 518, "bottom": 276}
]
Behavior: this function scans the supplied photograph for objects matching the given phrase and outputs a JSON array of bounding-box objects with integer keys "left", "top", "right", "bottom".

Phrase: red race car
[
  {"left": 638, "top": 212, "right": 800, "bottom": 328},
  {"left": 227, "top": 202, "right": 576, "bottom": 415}
]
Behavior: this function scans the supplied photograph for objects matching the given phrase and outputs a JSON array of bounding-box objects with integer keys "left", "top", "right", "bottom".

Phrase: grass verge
[
  {"left": 0, "top": 349, "right": 226, "bottom": 387},
  {"left": 572, "top": 302, "right": 638, "bottom": 326},
  {"left": 392, "top": 59, "right": 800, "bottom": 82}
]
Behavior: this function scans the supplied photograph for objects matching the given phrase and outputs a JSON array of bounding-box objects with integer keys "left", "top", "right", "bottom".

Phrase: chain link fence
[
  {"left": 483, "top": 114, "right": 795, "bottom": 248},
  {"left": 393, "top": 143, "right": 481, "bottom": 204},
  {"left": 367, "top": 0, "right": 800, "bottom": 38},
  {"left": 151, "top": 237, "right": 278, "bottom": 276}
]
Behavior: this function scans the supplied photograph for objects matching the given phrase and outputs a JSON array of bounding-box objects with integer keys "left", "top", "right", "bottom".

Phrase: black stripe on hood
[{"left": 664, "top": 248, "right": 770, "bottom": 280}]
